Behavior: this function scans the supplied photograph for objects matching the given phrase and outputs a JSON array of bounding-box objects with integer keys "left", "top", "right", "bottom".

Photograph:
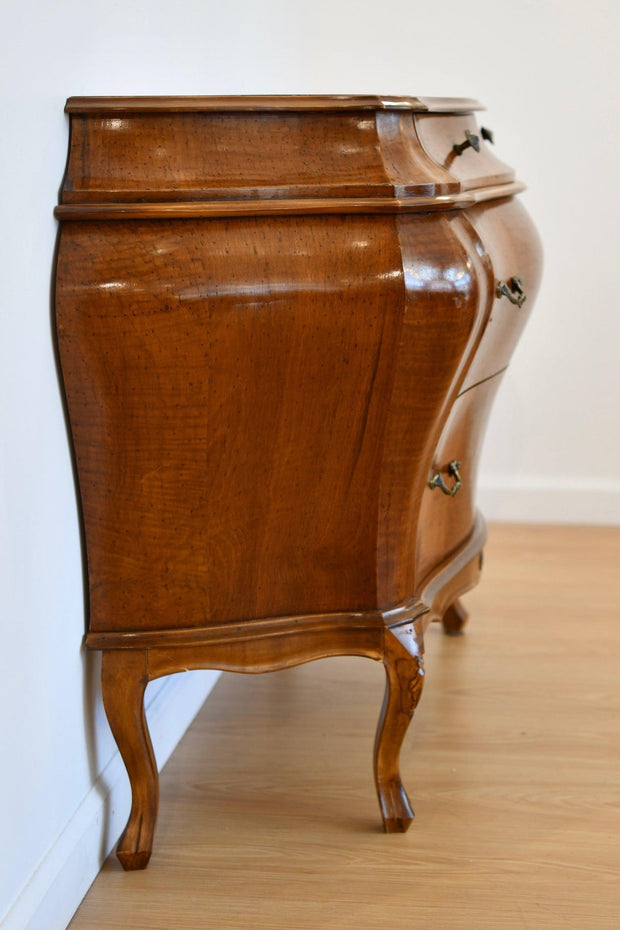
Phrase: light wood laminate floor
[{"left": 69, "top": 524, "right": 620, "bottom": 929}]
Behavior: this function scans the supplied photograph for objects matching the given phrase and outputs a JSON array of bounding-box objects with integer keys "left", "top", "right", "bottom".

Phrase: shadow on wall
[{"left": 81, "top": 649, "right": 113, "bottom": 864}]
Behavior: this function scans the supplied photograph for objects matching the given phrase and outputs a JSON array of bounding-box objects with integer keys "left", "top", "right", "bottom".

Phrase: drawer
[
  {"left": 415, "top": 373, "right": 503, "bottom": 587},
  {"left": 414, "top": 113, "right": 515, "bottom": 190},
  {"left": 459, "top": 197, "right": 543, "bottom": 392}
]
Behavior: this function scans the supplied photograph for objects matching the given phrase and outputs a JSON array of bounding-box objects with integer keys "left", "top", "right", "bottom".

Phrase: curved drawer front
[
  {"left": 459, "top": 197, "right": 543, "bottom": 393},
  {"left": 414, "top": 113, "right": 515, "bottom": 190},
  {"left": 415, "top": 373, "right": 504, "bottom": 587}
]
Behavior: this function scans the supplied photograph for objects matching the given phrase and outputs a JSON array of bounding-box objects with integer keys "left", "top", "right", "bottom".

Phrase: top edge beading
[{"left": 64, "top": 95, "right": 484, "bottom": 115}]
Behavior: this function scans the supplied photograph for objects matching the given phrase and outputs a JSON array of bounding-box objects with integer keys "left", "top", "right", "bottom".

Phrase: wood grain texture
[
  {"left": 57, "top": 214, "right": 405, "bottom": 629},
  {"left": 68, "top": 525, "right": 620, "bottom": 929},
  {"left": 59, "top": 98, "right": 503, "bottom": 208},
  {"left": 54, "top": 97, "right": 542, "bottom": 867},
  {"left": 62, "top": 111, "right": 394, "bottom": 203},
  {"left": 56, "top": 210, "right": 507, "bottom": 632}
]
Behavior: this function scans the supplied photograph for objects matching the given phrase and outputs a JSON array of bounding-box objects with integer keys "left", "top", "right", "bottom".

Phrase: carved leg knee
[
  {"left": 373, "top": 622, "right": 425, "bottom": 833},
  {"left": 101, "top": 649, "right": 158, "bottom": 870}
]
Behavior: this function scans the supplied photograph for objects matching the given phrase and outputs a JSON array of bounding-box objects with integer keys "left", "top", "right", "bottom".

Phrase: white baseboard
[
  {"left": 479, "top": 476, "right": 620, "bottom": 525},
  {"left": 2, "top": 669, "right": 220, "bottom": 930}
]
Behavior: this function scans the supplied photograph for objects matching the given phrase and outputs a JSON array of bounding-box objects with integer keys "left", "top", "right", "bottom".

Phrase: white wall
[{"left": 0, "top": 1, "right": 618, "bottom": 927}]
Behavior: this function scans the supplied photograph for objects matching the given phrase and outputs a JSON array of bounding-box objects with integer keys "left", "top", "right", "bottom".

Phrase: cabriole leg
[
  {"left": 101, "top": 649, "right": 158, "bottom": 870},
  {"left": 373, "top": 622, "right": 425, "bottom": 833},
  {"left": 441, "top": 598, "right": 469, "bottom": 635}
]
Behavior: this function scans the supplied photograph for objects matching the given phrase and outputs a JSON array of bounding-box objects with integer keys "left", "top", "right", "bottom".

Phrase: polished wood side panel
[
  {"left": 56, "top": 214, "right": 408, "bottom": 629},
  {"left": 414, "top": 113, "right": 515, "bottom": 190},
  {"left": 56, "top": 210, "right": 499, "bottom": 631},
  {"left": 63, "top": 112, "right": 393, "bottom": 203}
]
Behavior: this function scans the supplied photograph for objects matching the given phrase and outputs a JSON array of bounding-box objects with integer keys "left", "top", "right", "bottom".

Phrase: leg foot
[
  {"left": 374, "top": 622, "right": 425, "bottom": 833},
  {"left": 101, "top": 650, "right": 158, "bottom": 870},
  {"left": 441, "top": 598, "right": 469, "bottom": 635}
]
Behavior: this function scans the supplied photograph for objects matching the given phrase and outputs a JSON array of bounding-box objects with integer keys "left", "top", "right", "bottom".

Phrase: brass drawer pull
[
  {"left": 452, "top": 130, "right": 480, "bottom": 156},
  {"left": 496, "top": 276, "right": 526, "bottom": 307},
  {"left": 429, "top": 460, "right": 462, "bottom": 497}
]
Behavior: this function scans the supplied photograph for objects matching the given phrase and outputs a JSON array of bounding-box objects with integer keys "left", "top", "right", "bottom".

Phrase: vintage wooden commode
[{"left": 54, "top": 95, "right": 542, "bottom": 869}]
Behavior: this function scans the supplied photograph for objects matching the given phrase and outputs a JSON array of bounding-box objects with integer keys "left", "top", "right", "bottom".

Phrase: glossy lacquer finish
[{"left": 54, "top": 96, "right": 542, "bottom": 869}]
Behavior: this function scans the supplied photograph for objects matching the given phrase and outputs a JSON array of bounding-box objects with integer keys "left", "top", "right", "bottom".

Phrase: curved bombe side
[{"left": 54, "top": 96, "right": 542, "bottom": 868}]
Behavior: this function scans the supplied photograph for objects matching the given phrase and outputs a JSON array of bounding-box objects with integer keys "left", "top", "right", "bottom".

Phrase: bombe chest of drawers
[{"left": 54, "top": 95, "right": 542, "bottom": 869}]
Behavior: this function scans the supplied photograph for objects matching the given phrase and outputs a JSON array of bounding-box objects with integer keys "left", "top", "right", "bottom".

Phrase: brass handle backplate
[
  {"left": 429, "top": 460, "right": 462, "bottom": 497},
  {"left": 496, "top": 276, "right": 526, "bottom": 307}
]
